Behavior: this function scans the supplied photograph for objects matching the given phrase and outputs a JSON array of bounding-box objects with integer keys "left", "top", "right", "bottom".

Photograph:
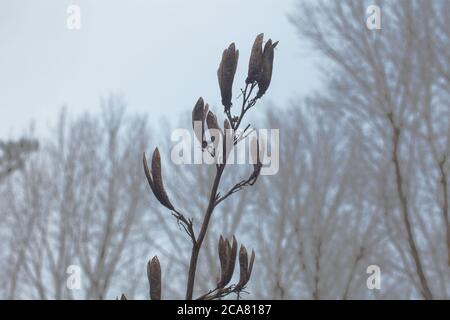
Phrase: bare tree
[
  {"left": 0, "top": 96, "right": 153, "bottom": 299},
  {"left": 290, "top": 0, "right": 450, "bottom": 299}
]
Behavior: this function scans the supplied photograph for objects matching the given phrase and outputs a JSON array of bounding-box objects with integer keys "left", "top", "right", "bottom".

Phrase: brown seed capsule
[
  {"left": 218, "top": 235, "right": 227, "bottom": 287},
  {"left": 256, "top": 39, "right": 278, "bottom": 98},
  {"left": 206, "top": 111, "right": 223, "bottom": 153},
  {"left": 224, "top": 236, "right": 238, "bottom": 286},
  {"left": 217, "top": 43, "right": 239, "bottom": 109},
  {"left": 148, "top": 256, "right": 161, "bottom": 300},
  {"left": 143, "top": 152, "right": 156, "bottom": 193},
  {"left": 246, "top": 33, "right": 264, "bottom": 84},
  {"left": 218, "top": 235, "right": 238, "bottom": 288},
  {"left": 247, "top": 250, "right": 256, "bottom": 284},
  {"left": 151, "top": 148, "right": 174, "bottom": 210},
  {"left": 206, "top": 111, "right": 220, "bottom": 132},
  {"left": 143, "top": 149, "right": 175, "bottom": 211},
  {"left": 237, "top": 245, "right": 249, "bottom": 289},
  {"left": 192, "top": 97, "right": 205, "bottom": 145}
]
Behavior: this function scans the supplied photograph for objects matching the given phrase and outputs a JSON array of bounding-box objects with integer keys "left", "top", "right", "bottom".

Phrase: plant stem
[{"left": 185, "top": 165, "right": 225, "bottom": 299}]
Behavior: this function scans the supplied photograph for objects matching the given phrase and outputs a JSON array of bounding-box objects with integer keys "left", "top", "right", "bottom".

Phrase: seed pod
[
  {"left": 218, "top": 236, "right": 227, "bottom": 287},
  {"left": 120, "top": 294, "right": 127, "bottom": 300},
  {"left": 143, "top": 152, "right": 156, "bottom": 193},
  {"left": 256, "top": 39, "right": 278, "bottom": 98},
  {"left": 237, "top": 245, "right": 249, "bottom": 289},
  {"left": 223, "top": 236, "right": 238, "bottom": 286},
  {"left": 217, "top": 43, "right": 239, "bottom": 109},
  {"left": 246, "top": 33, "right": 264, "bottom": 84},
  {"left": 247, "top": 250, "right": 256, "bottom": 284},
  {"left": 192, "top": 97, "right": 205, "bottom": 145},
  {"left": 147, "top": 256, "right": 161, "bottom": 300},
  {"left": 143, "top": 149, "right": 175, "bottom": 211},
  {"left": 218, "top": 235, "right": 238, "bottom": 288},
  {"left": 206, "top": 111, "right": 223, "bottom": 152},
  {"left": 206, "top": 111, "right": 220, "bottom": 132}
]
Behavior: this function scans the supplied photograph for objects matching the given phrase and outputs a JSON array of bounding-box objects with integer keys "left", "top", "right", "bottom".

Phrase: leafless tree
[
  {"left": 0, "top": 96, "right": 153, "bottom": 299},
  {"left": 290, "top": 0, "right": 450, "bottom": 299}
]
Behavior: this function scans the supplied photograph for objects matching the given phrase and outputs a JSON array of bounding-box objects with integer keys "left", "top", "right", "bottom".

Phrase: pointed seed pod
[
  {"left": 206, "top": 111, "right": 220, "bottom": 132},
  {"left": 192, "top": 97, "right": 205, "bottom": 145},
  {"left": 206, "top": 111, "right": 223, "bottom": 151},
  {"left": 218, "top": 236, "right": 227, "bottom": 287},
  {"left": 222, "top": 239, "right": 232, "bottom": 286},
  {"left": 217, "top": 43, "right": 239, "bottom": 109},
  {"left": 223, "top": 236, "right": 238, "bottom": 286},
  {"left": 256, "top": 39, "right": 278, "bottom": 98},
  {"left": 246, "top": 33, "right": 264, "bottom": 84},
  {"left": 247, "top": 250, "right": 256, "bottom": 285},
  {"left": 143, "top": 152, "right": 156, "bottom": 193},
  {"left": 237, "top": 245, "right": 249, "bottom": 289},
  {"left": 148, "top": 256, "right": 161, "bottom": 300},
  {"left": 143, "top": 148, "right": 175, "bottom": 210}
]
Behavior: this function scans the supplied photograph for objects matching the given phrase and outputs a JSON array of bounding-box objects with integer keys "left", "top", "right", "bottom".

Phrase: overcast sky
[{"left": 0, "top": 0, "right": 320, "bottom": 138}]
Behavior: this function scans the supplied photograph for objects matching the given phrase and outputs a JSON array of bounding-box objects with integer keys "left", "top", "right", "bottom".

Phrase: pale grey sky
[{"left": 0, "top": 0, "right": 320, "bottom": 138}]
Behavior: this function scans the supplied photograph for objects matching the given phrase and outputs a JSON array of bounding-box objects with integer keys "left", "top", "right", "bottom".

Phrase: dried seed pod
[
  {"left": 206, "top": 111, "right": 223, "bottom": 152},
  {"left": 206, "top": 111, "right": 220, "bottom": 132},
  {"left": 192, "top": 97, "right": 205, "bottom": 145},
  {"left": 147, "top": 256, "right": 161, "bottom": 300},
  {"left": 256, "top": 39, "right": 278, "bottom": 98},
  {"left": 246, "top": 33, "right": 264, "bottom": 84},
  {"left": 247, "top": 250, "right": 256, "bottom": 284},
  {"left": 217, "top": 43, "right": 239, "bottom": 109},
  {"left": 151, "top": 148, "right": 175, "bottom": 210},
  {"left": 223, "top": 236, "right": 238, "bottom": 286},
  {"left": 143, "top": 152, "right": 156, "bottom": 193},
  {"left": 237, "top": 245, "right": 249, "bottom": 289},
  {"left": 218, "top": 235, "right": 238, "bottom": 288},
  {"left": 143, "top": 149, "right": 175, "bottom": 211},
  {"left": 218, "top": 235, "right": 227, "bottom": 287}
]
